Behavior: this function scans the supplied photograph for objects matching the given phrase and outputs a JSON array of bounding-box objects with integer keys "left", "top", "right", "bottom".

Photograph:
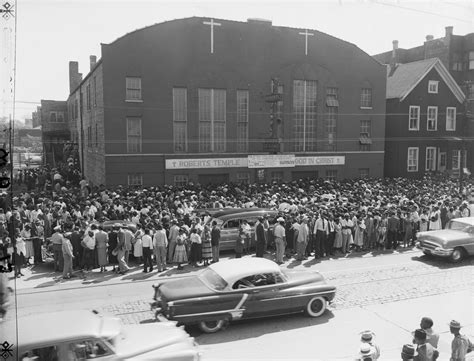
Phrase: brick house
[
  {"left": 384, "top": 57, "right": 466, "bottom": 178},
  {"left": 67, "top": 17, "right": 387, "bottom": 187}
]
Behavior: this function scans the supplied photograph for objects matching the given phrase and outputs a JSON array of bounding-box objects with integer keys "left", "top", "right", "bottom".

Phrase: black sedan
[{"left": 152, "top": 258, "right": 336, "bottom": 333}]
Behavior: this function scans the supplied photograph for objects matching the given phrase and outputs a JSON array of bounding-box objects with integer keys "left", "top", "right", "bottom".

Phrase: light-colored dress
[
  {"left": 354, "top": 221, "right": 365, "bottom": 247},
  {"left": 173, "top": 235, "right": 188, "bottom": 263},
  {"left": 21, "top": 229, "right": 34, "bottom": 258},
  {"left": 333, "top": 222, "right": 343, "bottom": 248},
  {"left": 95, "top": 231, "right": 108, "bottom": 266},
  {"left": 133, "top": 230, "right": 143, "bottom": 258},
  {"left": 201, "top": 225, "right": 212, "bottom": 259}
]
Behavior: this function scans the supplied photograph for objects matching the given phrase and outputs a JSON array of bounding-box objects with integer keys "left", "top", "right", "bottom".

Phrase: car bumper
[{"left": 416, "top": 243, "right": 453, "bottom": 257}]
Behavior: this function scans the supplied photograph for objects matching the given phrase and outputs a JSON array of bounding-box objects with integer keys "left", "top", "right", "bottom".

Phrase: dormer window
[{"left": 428, "top": 80, "right": 438, "bottom": 94}]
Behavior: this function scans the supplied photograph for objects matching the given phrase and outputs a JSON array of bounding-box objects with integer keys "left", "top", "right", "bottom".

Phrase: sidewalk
[{"left": 9, "top": 247, "right": 421, "bottom": 293}]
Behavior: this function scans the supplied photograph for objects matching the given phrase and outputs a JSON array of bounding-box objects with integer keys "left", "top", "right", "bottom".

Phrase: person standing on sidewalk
[
  {"left": 61, "top": 233, "right": 74, "bottom": 279},
  {"left": 81, "top": 230, "right": 96, "bottom": 271},
  {"left": 123, "top": 226, "right": 134, "bottom": 265},
  {"left": 115, "top": 225, "right": 130, "bottom": 274},
  {"left": 51, "top": 225, "right": 64, "bottom": 272},
  {"left": 255, "top": 217, "right": 266, "bottom": 258},
  {"left": 413, "top": 328, "right": 439, "bottom": 361},
  {"left": 167, "top": 220, "right": 179, "bottom": 263},
  {"left": 341, "top": 213, "right": 353, "bottom": 254},
  {"left": 201, "top": 222, "right": 212, "bottom": 266},
  {"left": 153, "top": 223, "right": 168, "bottom": 272},
  {"left": 189, "top": 228, "right": 202, "bottom": 266},
  {"left": 419, "top": 317, "right": 439, "bottom": 349},
  {"left": 141, "top": 228, "right": 154, "bottom": 273},
  {"left": 295, "top": 216, "right": 309, "bottom": 261},
  {"left": 95, "top": 226, "right": 109, "bottom": 273},
  {"left": 449, "top": 320, "right": 473, "bottom": 361},
  {"left": 274, "top": 217, "right": 286, "bottom": 265},
  {"left": 211, "top": 221, "right": 220, "bottom": 263},
  {"left": 173, "top": 228, "right": 188, "bottom": 270}
]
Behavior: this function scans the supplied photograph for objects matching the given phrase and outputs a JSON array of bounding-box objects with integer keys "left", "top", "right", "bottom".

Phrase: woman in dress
[
  {"left": 14, "top": 230, "right": 25, "bottom": 278},
  {"left": 377, "top": 213, "right": 388, "bottom": 250},
  {"left": 133, "top": 224, "right": 144, "bottom": 264},
  {"left": 333, "top": 216, "right": 343, "bottom": 254},
  {"left": 201, "top": 222, "right": 212, "bottom": 266},
  {"left": 95, "top": 226, "right": 109, "bottom": 272},
  {"left": 173, "top": 228, "right": 188, "bottom": 270},
  {"left": 353, "top": 217, "right": 366, "bottom": 252},
  {"left": 20, "top": 224, "right": 34, "bottom": 266},
  {"left": 107, "top": 226, "right": 119, "bottom": 272}
]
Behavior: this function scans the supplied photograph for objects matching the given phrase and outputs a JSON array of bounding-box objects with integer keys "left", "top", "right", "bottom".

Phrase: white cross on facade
[
  {"left": 299, "top": 29, "right": 314, "bottom": 55},
  {"left": 203, "top": 19, "right": 222, "bottom": 54}
]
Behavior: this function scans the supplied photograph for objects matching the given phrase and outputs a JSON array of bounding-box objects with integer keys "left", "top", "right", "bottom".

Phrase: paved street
[{"left": 2, "top": 249, "right": 473, "bottom": 359}]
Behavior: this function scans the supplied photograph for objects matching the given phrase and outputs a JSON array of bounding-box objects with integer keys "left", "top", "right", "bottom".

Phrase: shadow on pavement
[
  {"left": 411, "top": 254, "right": 474, "bottom": 269},
  {"left": 192, "top": 310, "right": 335, "bottom": 343}
]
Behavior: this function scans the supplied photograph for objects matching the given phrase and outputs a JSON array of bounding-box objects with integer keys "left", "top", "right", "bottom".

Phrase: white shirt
[{"left": 141, "top": 234, "right": 153, "bottom": 248}]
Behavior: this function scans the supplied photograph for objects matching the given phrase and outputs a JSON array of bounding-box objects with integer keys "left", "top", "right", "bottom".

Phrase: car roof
[
  {"left": 13, "top": 310, "right": 120, "bottom": 348},
  {"left": 208, "top": 258, "right": 281, "bottom": 285},
  {"left": 214, "top": 209, "right": 278, "bottom": 222},
  {"left": 449, "top": 217, "right": 474, "bottom": 226}
]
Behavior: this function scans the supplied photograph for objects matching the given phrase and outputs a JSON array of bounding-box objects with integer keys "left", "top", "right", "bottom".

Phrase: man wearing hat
[
  {"left": 449, "top": 320, "right": 473, "bottom": 361},
  {"left": 401, "top": 344, "right": 416, "bottom": 360},
  {"left": 413, "top": 328, "right": 439, "bottom": 360},
  {"left": 273, "top": 217, "right": 286, "bottom": 265},
  {"left": 360, "top": 330, "right": 380, "bottom": 360},
  {"left": 51, "top": 225, "right": 64, "bottom": 272},
  {"left": 356, "top": 343, "right": 376, "bottom": 361}
]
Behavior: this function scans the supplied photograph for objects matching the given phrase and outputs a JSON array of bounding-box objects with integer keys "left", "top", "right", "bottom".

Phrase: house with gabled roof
[{"left": 384, "top": 57, "right": 466, "bottom": 178}]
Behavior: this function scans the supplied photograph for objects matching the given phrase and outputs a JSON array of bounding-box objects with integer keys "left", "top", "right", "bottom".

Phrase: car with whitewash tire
[
  {"left": 3, "top": 310, "right": 201, "bottom": 360},
  {"left": 416, "top": 217, "right": 474, "bottom": 263},
  {"left": 151, "top": 258, "right": 336, "bottom": 333}
]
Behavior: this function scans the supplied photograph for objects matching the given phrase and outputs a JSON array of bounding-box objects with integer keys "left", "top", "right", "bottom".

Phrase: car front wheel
[
  {"left": 198, "top": 319, "right": 228, "bottom": 333},
  {"left": 450, "top": 248, "right": 465, "bottom": 263},
  {"left": 306, "top": 296, "right": 327, "bottom": 317}
]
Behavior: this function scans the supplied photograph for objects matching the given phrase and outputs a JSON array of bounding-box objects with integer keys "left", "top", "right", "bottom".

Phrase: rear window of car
[{"left": 199, "top": 268, "right": 228, "bottom": 291}]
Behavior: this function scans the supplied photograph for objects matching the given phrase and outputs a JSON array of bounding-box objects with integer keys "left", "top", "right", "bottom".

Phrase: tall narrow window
[
  {"left": 93, "top": 76, "right": 97, "bottom": 107},
  {"left": 427, "top": 106, "right": 438, "bottom": 131},
  {"left": 126, "top": 77, "right": 142, "bottom": 101},
  {"left": 407, "top": 147, "right": 419, "bottom": 172},
  {"left": 293, "top": 80, "right": 317, "bottom": 152},
  {"left": 236, "top": 90, "right": 249, "bottom": 152},
  {"left": 199, "top": 88, "right": 226, "bottom": 152},
  {"left": 174, "top": 175, "right": 188, "bottom": 186},
  {"left": 360, "top": 88, "right": 372, "bottom": 108},
  {"left": 86, "top": 84, "right": 91, "bottom": 110},
  {"left": 409, "top": 106, "right": 420, "bottom": 130},
  {"left": 173, "top": 88, "right": 187, "bottom": 153},
  {"left": 426, "top": 147, "right": 436, "bottom": 171},
  {"left": 446, "top": 107, "right": 456, "bottom": 131},
  {"left": 359, "top": 120, "right": 372, "bottom": 151},
  {"left": 126, "top": 117, "right": 142, "bottom": 153},
  {"left": 325, "top": 87, "right": 338, "bottom": 151},
  {"left": 469, "top": 51, "right": 474, "bottom": 70},
  {"left": 452, "top": 149, "right": 461, "bottom": 170},
  {"left": 276, "top": 84, "right": 284, "bottom": 121}
]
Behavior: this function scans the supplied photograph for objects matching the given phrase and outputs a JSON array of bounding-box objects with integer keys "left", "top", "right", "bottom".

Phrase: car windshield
[
  {"left": 447, "top": 220, "right": 471, "bottom": 231},
  {"left": 199, "top": 268, "right": 228, "bottom": 291}
]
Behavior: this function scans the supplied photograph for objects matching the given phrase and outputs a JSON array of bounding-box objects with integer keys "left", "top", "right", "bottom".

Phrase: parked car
[
  {"left": 417, "top": 217, "right": 474, "bottom": 262},
  {"left": 100, "top": 220, "right": 137, "bottom": 232},
  {"left": 207, "top": 209, "right": 279, "bottom": 252},
  {"left": 5, "top": 310, "right": 201, "bottom": 360},
  {"left": 151, "top": 258, "right": 336, "bottom": 333}
]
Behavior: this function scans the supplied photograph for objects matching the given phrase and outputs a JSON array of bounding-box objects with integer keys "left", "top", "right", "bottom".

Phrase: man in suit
[
  {"left": 255, "top": 217, "right": 265, "bottom": 258},
  {"left": 413, "top": 328, "right": 439, "bottom": 361}
]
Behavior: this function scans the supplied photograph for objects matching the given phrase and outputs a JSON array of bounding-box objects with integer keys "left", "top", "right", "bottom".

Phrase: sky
[{"left": 2, "top": 0, "right": 474, "bottom": 122}]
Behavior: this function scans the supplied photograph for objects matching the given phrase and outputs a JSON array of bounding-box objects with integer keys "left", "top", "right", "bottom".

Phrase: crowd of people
[
  {"left": 356, "top": 317, "right": 472, "bottom": 360},
  {"left": 1, "top": 165, "right": 474, "bottom": 280}
]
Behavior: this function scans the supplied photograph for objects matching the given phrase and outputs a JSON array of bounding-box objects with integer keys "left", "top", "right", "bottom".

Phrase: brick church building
[{"left": 67, "top": 17, "right": 387, "bottom": 186}]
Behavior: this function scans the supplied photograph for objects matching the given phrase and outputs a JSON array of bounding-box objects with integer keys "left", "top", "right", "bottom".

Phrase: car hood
[
  {"left": 418, "top": 229, "right": 471, "bottom": 245},
  {"left": 159, "top": 276, "right": 212, "bottom": 301},
  {"left": 115, "top": 322, "right": 195, "bottom": 358}
]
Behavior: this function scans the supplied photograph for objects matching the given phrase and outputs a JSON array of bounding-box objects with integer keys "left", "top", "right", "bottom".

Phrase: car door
[
  {"left": 220, "top": 219, "right": 240, "bottom": 251},
  {"left": 231, "top": 272, "right": 293, "bottom": 318},
  {"left": 463, "top": 226, "right": 474, "bottom": 255}
]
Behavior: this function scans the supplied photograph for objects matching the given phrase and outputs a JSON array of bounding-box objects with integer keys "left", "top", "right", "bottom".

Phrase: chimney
[
  {"left": 69, "top": 61, "right": 80, "bottom": 94},
  {"left": 426, "top": 35, "right": 434, "bottom": 41},
  {"left": 389, "top": 40, "right": 399, "bottom": 76},
  {"left": 89, "top": 55, "right": 97, "bottom": 71},
  {"left": 445, "top": 26, "right": 453, "bottom": 37}
]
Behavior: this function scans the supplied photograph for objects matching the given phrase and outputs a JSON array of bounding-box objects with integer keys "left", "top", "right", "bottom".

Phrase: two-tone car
[
  {"left": 151, "top": 258, "right": 336, "bottom": 333},
  {"left": 206, "top": 208, "right": 279, "bottom": 252},
  {"left": 2, "top": 310, "right": 201, "bottom": 360},
  {"left": 417, "top": 217, "right": 474, "bottom": 262}
]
